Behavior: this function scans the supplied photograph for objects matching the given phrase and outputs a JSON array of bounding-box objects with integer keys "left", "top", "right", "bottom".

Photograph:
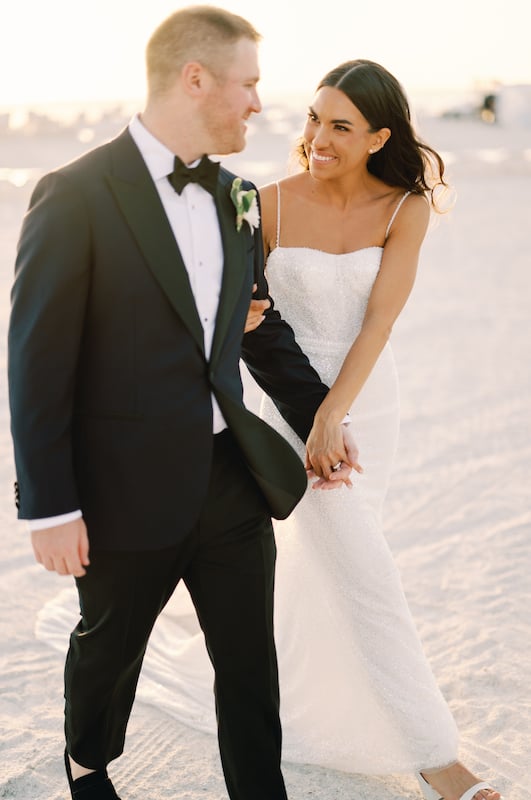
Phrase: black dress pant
[{"left": 64, "top": 430, "right": 288, "bottom": 800}]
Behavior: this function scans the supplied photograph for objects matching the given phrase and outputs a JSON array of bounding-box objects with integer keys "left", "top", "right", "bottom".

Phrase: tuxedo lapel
[
  {"left": 210, "top": 176, "right": 248, "bottom": 366},
  {"left": 106, "top": 131, "right": 205, "bottom": 355}
]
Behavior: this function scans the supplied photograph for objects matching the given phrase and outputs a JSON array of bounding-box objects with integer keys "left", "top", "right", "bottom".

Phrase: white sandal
[{"left": 416, "top": 771, "right": 502, "bottom": 800}]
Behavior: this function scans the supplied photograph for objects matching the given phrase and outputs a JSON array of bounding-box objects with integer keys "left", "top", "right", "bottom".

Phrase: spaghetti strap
[
  {"left": 385, "top": 191, "right": 411, "bottom": 239},
  {"left": 275, "top": 181, "right": 281, "bottom": 248}
]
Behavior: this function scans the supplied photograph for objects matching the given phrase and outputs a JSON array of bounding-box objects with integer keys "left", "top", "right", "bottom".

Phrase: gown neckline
[{"left": 268, "top": 245, "right": 384, "bottom": 258}]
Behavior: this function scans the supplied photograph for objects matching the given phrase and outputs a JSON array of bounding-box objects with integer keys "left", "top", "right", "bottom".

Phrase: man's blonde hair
[{"left": 146, "top": 5, "right": 261, "bottom": 96}]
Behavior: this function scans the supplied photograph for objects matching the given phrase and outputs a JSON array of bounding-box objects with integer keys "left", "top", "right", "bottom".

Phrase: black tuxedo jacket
[{"left": 8, "top": 129, "right": 329, "bottom": 550}]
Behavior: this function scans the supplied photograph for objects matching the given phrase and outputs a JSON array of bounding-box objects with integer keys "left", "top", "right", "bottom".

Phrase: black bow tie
[{"left": 168, "top": 154, "right": 220, "bottom": 196}]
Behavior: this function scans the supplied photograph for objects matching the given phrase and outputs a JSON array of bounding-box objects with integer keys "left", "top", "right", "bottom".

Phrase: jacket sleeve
[
  {"left": 8, "top": 171, "right": 91, "bottom": 519},
  {"left": 240, "top": 193, "right": 329, "bottom": 443}
]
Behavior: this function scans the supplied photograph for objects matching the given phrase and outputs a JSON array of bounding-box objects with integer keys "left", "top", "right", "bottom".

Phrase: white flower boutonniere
[{"left": 230, "top": 177, "right": 260, "bottom": 233}]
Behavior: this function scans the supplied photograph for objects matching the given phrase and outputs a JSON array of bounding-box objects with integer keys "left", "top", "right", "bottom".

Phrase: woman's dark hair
[{"left": 295, "top": 59, "right": 449, "bottom": 210}]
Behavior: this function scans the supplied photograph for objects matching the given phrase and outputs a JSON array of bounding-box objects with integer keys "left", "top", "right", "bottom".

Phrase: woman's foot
[{"left": 420, "top": 762, "right": 501, "bottom": 800}]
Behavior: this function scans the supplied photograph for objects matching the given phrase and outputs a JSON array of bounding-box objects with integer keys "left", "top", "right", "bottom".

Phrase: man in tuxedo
[{"left": 8, "top": 7, "right": 355, "bottom": 799}]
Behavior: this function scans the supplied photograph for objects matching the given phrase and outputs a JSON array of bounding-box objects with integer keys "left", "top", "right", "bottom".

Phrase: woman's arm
[
  {"left": 243, "top": 182, "right": 282, "bottom": 332},
  {"left": 307, "top": 194, "right": 430, "bottom": 474},
  {"left": 258, "top": 182, "right": 278, "bottom": 262}
]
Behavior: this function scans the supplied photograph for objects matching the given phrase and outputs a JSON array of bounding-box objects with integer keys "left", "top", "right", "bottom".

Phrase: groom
[{"left": 8, "top": 6, "right": 354, "bottom": 800}]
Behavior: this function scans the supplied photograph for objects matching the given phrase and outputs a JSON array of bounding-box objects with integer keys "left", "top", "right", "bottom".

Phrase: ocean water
[
  {"left": 0, "top": 84, "right": 486, "bottom": 123},
  {"left": 1, "top": 86, "right": 530, "bottom": 191}
]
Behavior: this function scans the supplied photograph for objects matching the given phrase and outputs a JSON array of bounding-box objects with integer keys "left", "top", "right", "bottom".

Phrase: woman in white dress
[{"left": 249, "top": 59, "right": 501, "bottom": 800}]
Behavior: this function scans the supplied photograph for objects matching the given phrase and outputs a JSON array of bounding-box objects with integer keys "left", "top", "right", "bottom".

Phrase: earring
[{"left": 368, "top": 148, "right": 375, "bottom": 154}]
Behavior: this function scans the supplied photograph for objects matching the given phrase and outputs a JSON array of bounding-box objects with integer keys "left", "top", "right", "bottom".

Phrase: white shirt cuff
[{"left": 26, "top": 510, "right": 82, "bottom": 531}]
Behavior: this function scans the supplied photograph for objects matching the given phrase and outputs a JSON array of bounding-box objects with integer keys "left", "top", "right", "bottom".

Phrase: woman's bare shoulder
[
  {"left": 385, "top": 191, "right": 431, "bottom": 245},
  {"left": 259, "top": 174, "right": 311, "bottom": 251},
  {"left": 259, "top": 174, "right": 309, "bottom": 221},
  {"left": 399, "top": 192, "right": 431, "bottom": 225},
  {"left": 257, "top": 183, "right": 278, "bottom": 241},
  {"left": 258, "top": 181, "right": 277, "bottom": 205},
  {"left": 259, "top": 172, "right": 309, "bottom": 196}
]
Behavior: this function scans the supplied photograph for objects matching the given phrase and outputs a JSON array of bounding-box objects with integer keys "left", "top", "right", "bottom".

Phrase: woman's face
[{"left": 303, "top": 86, "right": 381, "bottom": 179}]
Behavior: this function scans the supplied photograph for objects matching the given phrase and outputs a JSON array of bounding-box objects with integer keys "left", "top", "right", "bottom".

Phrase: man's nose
[{"left": 250, "top": 88, "right": 262, "bottom": 114}]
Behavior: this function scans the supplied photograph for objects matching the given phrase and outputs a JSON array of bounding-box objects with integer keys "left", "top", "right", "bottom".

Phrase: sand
[{"left": 0, "top": 107, "right": 529, "bottom": 799}]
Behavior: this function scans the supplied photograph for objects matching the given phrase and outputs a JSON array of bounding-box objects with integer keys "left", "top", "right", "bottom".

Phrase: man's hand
[
  {"left": 31, "top": 518, "right": 90, "bottom": 577},
  {"left": 244, "top": 283, "right": 270, "bottom": 333},
  {"left": 307, "top": 461, "right": 354, "bottom": 490},
  {"left": 306, "top": 422, "right": 363, "bottom": 489}
]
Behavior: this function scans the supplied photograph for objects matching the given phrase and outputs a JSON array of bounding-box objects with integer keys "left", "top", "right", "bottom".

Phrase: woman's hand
[
  {"left": 244, "top": 283, "right": 270, "bottom": 333},
  {"left": 306, "top": 421, "right": 363, "bottom": 487}
]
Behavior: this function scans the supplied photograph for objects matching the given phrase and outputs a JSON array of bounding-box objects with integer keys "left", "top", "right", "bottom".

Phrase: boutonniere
[{"left": 230, "top": 177, "right": 260, "bottom": 233}]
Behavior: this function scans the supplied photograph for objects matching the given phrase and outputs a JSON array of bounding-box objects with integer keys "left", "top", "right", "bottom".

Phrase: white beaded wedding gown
[{"left": 36, "top": 191, "right": 459, "bottom": 775}]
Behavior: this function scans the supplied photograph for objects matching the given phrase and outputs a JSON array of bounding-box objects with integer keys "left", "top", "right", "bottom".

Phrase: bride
[{"left": 37, "top": 59, "right": 501, "bottom": 800}]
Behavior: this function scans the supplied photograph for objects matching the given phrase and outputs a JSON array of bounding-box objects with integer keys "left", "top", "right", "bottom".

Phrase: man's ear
[{"left": 181, "top": 61, "right": 210, "bottom": 97}]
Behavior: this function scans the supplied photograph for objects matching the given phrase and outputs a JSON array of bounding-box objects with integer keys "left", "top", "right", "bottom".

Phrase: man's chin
[{"left": 213, "top": 137, "right": 246, "bottom": 157}]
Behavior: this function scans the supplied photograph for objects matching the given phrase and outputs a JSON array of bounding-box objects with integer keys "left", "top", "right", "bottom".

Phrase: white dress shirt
[{"left": 27, "top": 115, "right": 228, "bottom": 530}]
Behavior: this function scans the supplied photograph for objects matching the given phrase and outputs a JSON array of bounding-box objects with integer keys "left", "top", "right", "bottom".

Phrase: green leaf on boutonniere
[{"left": 230, "top": 177, "right": 260, "bottom": 232}]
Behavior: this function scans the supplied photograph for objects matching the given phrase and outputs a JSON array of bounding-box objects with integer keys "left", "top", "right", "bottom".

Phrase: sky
[{"left": 2, "top": 0, "right": 531, "bottom": 109}]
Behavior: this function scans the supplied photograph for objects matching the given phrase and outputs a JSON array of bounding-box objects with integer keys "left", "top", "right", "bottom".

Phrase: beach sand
[{"left": 0, "top": 109, "right": 529, "bottom": 799}]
